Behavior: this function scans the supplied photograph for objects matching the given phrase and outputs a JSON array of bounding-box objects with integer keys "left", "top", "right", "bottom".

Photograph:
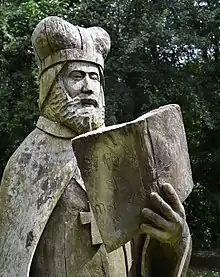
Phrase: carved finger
[
  {"left": 142, "top": 208, "right": 176, "bottom": 231},
  {"left": 150, "top": 192, "right": 179, "bottom": 222},
  {"left": 162, "top": 183, "right": 185, "bottom": 219},
  {"left": 140, "top": 223, "right": 170, "bottom": 243}
]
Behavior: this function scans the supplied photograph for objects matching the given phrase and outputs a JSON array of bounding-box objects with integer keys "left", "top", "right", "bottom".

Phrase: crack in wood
[{"left": 64, "top": 226, "right": 68, "bottom": 277}]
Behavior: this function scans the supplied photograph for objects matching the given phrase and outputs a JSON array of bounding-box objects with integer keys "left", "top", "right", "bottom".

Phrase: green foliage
[
  {"left": 1, "top": 0, "right": 220, "bottom": 249},
  {"left": 185, "top": 183, "right": 220, "bottom": 249}
]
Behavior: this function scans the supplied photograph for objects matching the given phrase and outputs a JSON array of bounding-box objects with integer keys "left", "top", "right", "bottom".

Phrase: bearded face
[{"left": 41, "top": 61, "right": 105, "bottom": 135}]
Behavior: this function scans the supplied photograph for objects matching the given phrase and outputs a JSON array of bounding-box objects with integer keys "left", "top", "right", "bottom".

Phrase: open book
[{"left": 72, "top": 104, "right": 193, "bottom": 252}]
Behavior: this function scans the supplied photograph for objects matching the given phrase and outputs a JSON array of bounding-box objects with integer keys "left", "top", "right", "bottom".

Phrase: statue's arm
[{"left": 139, "top": 183, "right": 192, "bottom": 277}]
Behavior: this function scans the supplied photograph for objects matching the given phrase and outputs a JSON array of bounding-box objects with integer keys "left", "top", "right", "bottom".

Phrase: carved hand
[{"left": 140, "top": 183, "right": 189, "bottom": 247}]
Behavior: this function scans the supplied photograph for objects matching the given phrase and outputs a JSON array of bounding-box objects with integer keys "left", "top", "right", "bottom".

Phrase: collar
[{"left": 36, "top": 116, "right": 76, "bottom": 139}]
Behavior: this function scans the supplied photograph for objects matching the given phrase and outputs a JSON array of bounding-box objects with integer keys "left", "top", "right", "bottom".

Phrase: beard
[{"left": 41, "top": 85, "right": 105, "bottom": 135}]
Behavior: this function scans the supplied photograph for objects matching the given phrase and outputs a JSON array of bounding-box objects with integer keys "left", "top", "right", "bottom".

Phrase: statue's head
[{"left": 32, "top": 16, "right": 111, "bottom": 134}]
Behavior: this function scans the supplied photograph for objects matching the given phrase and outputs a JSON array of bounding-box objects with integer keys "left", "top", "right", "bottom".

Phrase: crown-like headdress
[{"left": 32, "top": 16, "right": 111, "bottom": 76}]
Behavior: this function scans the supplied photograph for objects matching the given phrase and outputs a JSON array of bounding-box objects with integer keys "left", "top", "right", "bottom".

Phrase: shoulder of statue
[{"left": 36, "top": 116, "right": 76, "bottom": 139}]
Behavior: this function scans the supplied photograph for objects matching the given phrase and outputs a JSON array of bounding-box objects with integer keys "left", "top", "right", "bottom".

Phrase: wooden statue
[{"left": 0, "top": 16, "right": 192, "bottom": 277}]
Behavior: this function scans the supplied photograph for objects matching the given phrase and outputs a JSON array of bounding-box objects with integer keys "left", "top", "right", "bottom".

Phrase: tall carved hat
[{"left": 32, "top": 16, "right": 111, "bottom": 76}]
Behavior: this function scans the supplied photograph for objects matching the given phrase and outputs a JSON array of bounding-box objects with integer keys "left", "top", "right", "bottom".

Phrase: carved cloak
[
  {"left": 0, "top": 114, "right": 192, "bottom": 277},
  {"left": 0, "top": 124, "right": 77, "bottom": 277}
]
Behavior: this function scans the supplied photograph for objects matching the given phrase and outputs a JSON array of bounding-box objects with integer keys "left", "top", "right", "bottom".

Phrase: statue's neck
[{"left": 36, "top": 116, "right": 77, "bottom": 139}]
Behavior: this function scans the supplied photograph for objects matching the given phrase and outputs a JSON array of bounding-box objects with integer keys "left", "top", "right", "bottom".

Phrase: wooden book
[{"left": 72, "top": 104, "right": 194, "bottom": 252}]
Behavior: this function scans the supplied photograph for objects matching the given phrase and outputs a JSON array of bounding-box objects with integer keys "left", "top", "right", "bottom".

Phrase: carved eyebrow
[
  {"left": 89, "top": 71, "right": 99, "bottom": 75},
  {"left": 70, "top": 70, "right": 85, "bottom": 75},
  {"left": 89, "top": 72, "right": 99, "bottom": 76},
  {"left": 70, "top": 70, "right": 99, "bottom": 75},
  {"left": 68, "top": 70, "right": 86, "bottom": 79}
]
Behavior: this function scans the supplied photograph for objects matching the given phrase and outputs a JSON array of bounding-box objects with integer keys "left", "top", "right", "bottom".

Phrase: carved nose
[
  {"left": 81, "top": 77, "right": 93, "bottom": 95},
  {"left": 81, "top": 88, "right": 93, "bottom": 95}
]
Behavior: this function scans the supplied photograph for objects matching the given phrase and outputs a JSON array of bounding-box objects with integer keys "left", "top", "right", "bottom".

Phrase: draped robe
[{"left": 0, "top": 116, "right": 191, "bottom": 277}]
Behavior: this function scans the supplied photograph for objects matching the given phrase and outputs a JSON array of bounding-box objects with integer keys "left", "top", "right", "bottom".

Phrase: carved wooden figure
[{"left": 0, "top": 16, "right": 192, "bottom": 277}]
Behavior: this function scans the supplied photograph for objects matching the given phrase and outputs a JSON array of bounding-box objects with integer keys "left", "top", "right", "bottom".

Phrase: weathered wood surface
[
  {"left": 0, "top": 126, "right": 76, "bottom": 277},
  {"left": 32, "top": 16, "right": 111, "bottom": 75},
  {"left": 72, "top": 104, "right": 194, "bottom": 253},
  {"left": 0, "top": 16, "right": 112, "bottom": 277}
]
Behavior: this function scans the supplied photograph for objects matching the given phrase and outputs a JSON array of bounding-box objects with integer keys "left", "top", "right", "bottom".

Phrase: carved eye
[
  {"left": 89, "top": 72, "right": 99, "bottom": 81},
  {"left": 70, "top": 71, "right": 84, "bottom": 80}
]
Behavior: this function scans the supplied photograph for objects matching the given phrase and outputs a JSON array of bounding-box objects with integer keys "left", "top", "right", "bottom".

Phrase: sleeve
[
  {"left": 129, "top": 233, "right": 192, "bottom": 277},
  {"left": 141, "top": 234, "right": 192, "bottom": 277}
]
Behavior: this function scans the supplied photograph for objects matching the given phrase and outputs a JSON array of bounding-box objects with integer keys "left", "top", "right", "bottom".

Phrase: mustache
[
  {"left": 68, "top": 96, "right": 99, "bottom": 108},
  {"left": 80, "top": 98, "right": 98, "bottom": 108}
]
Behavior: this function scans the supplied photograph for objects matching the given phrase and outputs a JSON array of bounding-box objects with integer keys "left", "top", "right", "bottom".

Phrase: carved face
[
  {"left": 41, "top": 61, "right": 105, "bottom": 134},
  {"left": 62, "top": 62, "right": 103, "bottom": 113}
]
